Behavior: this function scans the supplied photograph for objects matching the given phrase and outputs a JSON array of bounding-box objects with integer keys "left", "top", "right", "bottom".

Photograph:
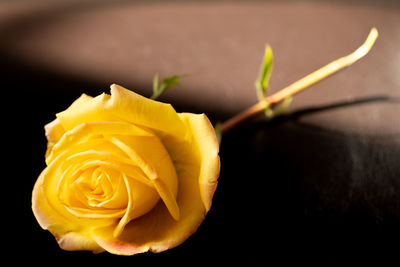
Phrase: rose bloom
[{"left": 32, "top": 84, "right": 220, "bottom": 255}]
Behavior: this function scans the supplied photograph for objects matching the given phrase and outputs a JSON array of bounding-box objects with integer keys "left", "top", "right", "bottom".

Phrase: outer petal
[
  {"left": 45, "top": 93, "right": 93, "bottom": 144},
  {"left": 56, "top": 84, "right": 187, "bottom": 139},
  {"left": 63, "top": 93, "right": 94, "bottom": 114},
  {"left": 44, "top": 94, "right": 93, "bottom": 157},
  {"left": 179, "top": 113, "right": 220, "bottom": 212},
  {"left": 44, "top": 118, "right": 66, "bottom": 157},
  {"left": 56, "top": 93, "right": 117, "bottom": 131},
  {"left": 32, "top": 170, "right": 72, "bottom": 230},
  {"left": 44, "top": 118, "right": 65, "bottom": 145},
  {"left": 56, "top": 232, "right": 104, "bottom": 253}
]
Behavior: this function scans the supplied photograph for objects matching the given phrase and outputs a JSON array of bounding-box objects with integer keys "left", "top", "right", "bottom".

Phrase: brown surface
[
  {"left": 1, "top": 0, "right": 400, "bottom": 135},
  {"left": 3, "top": 1, "right": 400, "bottom": 264}
]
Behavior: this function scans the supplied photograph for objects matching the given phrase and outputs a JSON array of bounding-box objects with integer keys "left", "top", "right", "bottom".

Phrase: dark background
[{"left": 2, "top": 0, "right": 400, "bottom": 265}]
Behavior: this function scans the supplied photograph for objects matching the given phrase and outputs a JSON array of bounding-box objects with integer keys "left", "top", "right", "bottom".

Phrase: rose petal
[
  {"left": 32, "top": 170, "right": 72, "bottom": 230},
  {"left": 56, "top": 93, "right": 117, "bottom": 131},
  {"left": 108, "top": 84, "right": 187, "bottom": 139},
  {"left": 56, "top": 84, "right": 187, "bottom": 139},
  {"left": 69, "top": 158, "right": 154, "bottom": 188},
  {"left": 63, "top": 93, "right": 94, "bottom": 115},
  {"left": 56, "top": 231, "right": 104, "bottom": 253},
  {"left": 108, "top": 136, "right": 179, "bottom": 221},
  {"left": 44, "top": 93, "right": 92, "bottom": 147},
  {"left": 63, "top": 206, "right": 126, "bottom": 219},
  {"left": 65, "top": 150, "right": 153, "bottom": 187},
  {"left": 93, "top": 170, "right": 129, "bottom": 209},
  {"left": 178, "top": 113, "right": 220, "bottom": 212},
  {"left": 46, "top": 121, "right": 152, "bottom": 165},
  {"left": 44, "top": 118, "right": 65, "bottom": 145},
  {"left": 113, "top": 174, "right": 160, "bottom": 237},
  {"left": 44, "top": 118, "right": 65, "bottom": 157}
]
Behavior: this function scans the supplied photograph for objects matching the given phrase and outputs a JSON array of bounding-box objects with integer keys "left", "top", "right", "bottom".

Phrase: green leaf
[
  {"left": 214, "top": 122, "right": 222, "bottom": 146},
  {"left": 255, "top": 45, "right": 274, "bottom": 101},
  {"left": 151, "top": 74, "right": 187, "bottom": 100},
  {"left": 153, "top": 73, "right": 159, "bottom": 95},
  {"left": 274, "top": 96, "right": 293, "bottom": 117},
  {"left": 264, "top": 106, "right": 275, "bottom": 119}
]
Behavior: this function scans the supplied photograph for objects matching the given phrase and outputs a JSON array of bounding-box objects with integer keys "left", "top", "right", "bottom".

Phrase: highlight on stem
[{"left": 218, "top": 27, "right": 379, "bottom": 135}]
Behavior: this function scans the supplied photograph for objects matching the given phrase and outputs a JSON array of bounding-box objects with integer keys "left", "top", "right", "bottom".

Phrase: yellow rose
[{"left": 32, "top": 84, "right": 220, "bottom": 255}]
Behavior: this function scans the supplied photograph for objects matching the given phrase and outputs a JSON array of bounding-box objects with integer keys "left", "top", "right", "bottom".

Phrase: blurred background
[{"left": 2, "top": 0, "right": 399, "bottom": 265}]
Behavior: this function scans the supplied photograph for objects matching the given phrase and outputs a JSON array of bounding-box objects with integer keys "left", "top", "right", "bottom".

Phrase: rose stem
[{"left": 220, "top": 28, "right": 378, "bottom": 134}]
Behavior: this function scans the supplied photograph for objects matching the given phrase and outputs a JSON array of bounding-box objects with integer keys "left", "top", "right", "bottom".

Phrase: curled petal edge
[{"left": 179, "top": 113, "right": 220, "bottom": 212}]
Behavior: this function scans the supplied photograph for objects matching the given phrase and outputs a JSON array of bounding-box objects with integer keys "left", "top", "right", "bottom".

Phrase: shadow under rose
[{"left": 215, "top": 99, "right": 400, "bottom": 264}]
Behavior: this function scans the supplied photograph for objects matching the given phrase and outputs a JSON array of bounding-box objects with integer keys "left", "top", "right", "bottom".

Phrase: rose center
[{"left": 73, "top": 168, "right": 112, "bottom": 207}]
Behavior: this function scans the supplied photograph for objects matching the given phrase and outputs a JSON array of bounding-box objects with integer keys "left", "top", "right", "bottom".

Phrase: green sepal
[
  {"left": 214, "top": 122, "right": 222, "bottom": 146},
  {"left": 255, "top": 45, "right": 274, "bottom": 101},
  {"left": 274, "top": 96, "right": 293, "bottom": 117},
  {"left": 150, "top": 74, "right": 187, "bottom": 100}
]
